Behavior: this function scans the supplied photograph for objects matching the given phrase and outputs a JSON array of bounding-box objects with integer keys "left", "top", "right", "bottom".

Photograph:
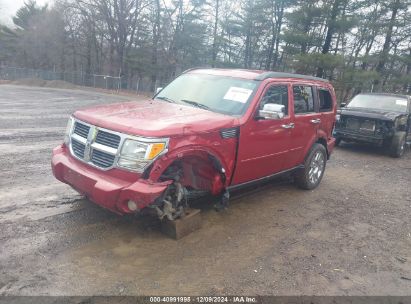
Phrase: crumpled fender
[{"left": 148, "top": 145, "right": 232, "bottom": 188}]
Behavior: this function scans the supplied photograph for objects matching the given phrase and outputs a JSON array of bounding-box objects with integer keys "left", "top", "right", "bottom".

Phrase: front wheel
[
  {"left": 389, "top": 131, "right": 406, "bottom": 158},
  {"left": 295, "top": 143, "right": 327, "bottom": 190}
]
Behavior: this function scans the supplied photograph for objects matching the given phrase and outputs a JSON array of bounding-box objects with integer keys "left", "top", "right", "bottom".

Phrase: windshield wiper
[
  {"left": 155, "top": 96, "right": 176, "bottom": 103},
  {"left": 180, "top": 99, "right": 211, "bottom": 111}
]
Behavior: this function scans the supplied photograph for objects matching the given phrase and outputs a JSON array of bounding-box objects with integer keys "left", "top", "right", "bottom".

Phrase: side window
[
  {"left": 293, "top": 85, "right": 314, "bottom": 114},
  {"left": 259, "top": 85, "right": 289, "bottom": 115},
  {"left": 318, "top": 89, "right": 333, "bottom": 112}
]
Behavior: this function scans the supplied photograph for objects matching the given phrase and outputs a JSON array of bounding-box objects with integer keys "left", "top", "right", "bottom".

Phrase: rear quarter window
[{"left": 318, "top": 89, "right": 333, "bottom": 112}]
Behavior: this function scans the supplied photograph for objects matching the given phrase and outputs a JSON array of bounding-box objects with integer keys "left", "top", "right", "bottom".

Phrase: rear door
[
  {"left": 284, "top": 84, "right": 321, "bottom": 168},
  {"left": 232, "top": 83, "right": 292, "bottom": 184}
]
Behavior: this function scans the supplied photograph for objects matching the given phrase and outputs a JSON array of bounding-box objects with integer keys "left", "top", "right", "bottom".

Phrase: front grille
[
  {"left": 346, "top": 118, "right": 360, "bottom": 130},
  {"left": 360, "top": 120, "right": 375, "bottom": 132},
  {"left": 70, "top": 120, "right": 119, "bottom": 170},
  {"left": 73, "top": 122, "right": 90, "bottom": 138},
  {"left": 91, "top": 149, "right": 116, "bottom": 168},
  {"left": 343, "top": 117, "right": 376, "bottom": 133},
  {"left": 71, "top": 139, "right": 86, "bottom": 158},
  {"left": 95, "top": 130, "right": 121, "bottom": 148}
]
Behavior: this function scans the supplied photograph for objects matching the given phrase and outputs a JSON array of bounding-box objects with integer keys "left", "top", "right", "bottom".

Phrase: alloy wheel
[{"left": 308, "top": 151, "right": 325, "bottom": 185}]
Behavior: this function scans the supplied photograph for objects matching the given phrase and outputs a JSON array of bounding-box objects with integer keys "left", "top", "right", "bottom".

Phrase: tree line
[{"left": 0, "top": 0, "right": 410, "bottom": 100}]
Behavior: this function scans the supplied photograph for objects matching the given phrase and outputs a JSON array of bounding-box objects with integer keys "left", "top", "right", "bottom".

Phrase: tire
[
  {"left": 295, "top": 143, "right": 327, "bottom": 190},
  {"left": 389, "top": 131, "right": 406, "bottom": 158},
  {"left": 335, "top": 137, "right": 342, "bottom": 146},
  {"left": 382, "top": 139, "right": 391, "bottom": 149}
]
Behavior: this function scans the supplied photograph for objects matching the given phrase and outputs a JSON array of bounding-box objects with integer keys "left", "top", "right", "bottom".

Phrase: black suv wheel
[
  {"left": 389, "top": 131, "right": 406, "bottom": 158},
  {"left": 295, "top": 143, "right": 327, "bottom": 190}
]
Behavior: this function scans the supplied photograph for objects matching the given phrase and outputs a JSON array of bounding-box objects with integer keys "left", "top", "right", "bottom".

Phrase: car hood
[
  {"left": 338, "top": 107, "right": 404, "bottom": 121},
  {"left": 73, "top": 99, "right": 239, "bottom": 137}
]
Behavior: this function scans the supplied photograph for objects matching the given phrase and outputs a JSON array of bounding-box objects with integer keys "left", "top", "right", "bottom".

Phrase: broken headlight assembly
[
  {"left": 117, "top": 138, "right": 168, "bottom": 171},
  {"left": 395, "top": 116, "right": 407, "bottom": 129},
  {"left": 376, "top": 120, "right": 395, "bottom": 135}
]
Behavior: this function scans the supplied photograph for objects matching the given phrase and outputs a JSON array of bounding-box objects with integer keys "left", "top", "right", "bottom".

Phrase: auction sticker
[
  {"left": 396, "top": 99, "right": 407, "bottom": 106},
  {"left": 223, "top": 87, "right": 253, "bottom": 103}
]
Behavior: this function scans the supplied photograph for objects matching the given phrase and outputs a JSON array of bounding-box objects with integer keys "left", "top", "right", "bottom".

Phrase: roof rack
[{"left": 254, "top": 72, "right": 329, "bottom": 82}]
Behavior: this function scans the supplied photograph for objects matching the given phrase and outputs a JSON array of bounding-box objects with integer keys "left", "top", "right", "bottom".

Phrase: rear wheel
[
  {"left": 295, "top": 143, "right": 327, "bottom": 190},
  {"left": 389, "top": 131, "right": 406, "bottom": 158}
]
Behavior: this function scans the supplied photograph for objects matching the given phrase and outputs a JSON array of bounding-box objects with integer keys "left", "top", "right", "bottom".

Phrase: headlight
[
  {"left": 336, "top": 114, "right": 340, "bottom": 121},
  {"left": 117, "top": 139, "right": 167, "bottom": 171},
  {"left": 120, "top": 140, "right": 148, "bottom": 159},
  {"left": 64, "top": 117, "right": 74, "bottom": 145}
]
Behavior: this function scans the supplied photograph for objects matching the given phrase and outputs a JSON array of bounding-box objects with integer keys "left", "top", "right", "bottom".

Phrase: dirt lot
[{"left": 0, "top": 84, "right": 410, "bottom": 296}]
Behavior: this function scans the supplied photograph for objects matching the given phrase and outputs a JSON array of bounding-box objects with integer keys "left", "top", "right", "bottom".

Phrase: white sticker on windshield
[
  {"left": 396, "top": 99, "right": 407, "bottom": 106},
  {"left": 223, "top": 87, "right": 253, "bottom": 103}
]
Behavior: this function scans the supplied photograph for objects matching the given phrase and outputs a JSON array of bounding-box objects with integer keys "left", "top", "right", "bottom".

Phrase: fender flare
[
  {"left": 301, "top": 130, "right": 329, "bottom": 163},
  {"left": 316, "top": 129, "right": 329, "bottom": 154}
]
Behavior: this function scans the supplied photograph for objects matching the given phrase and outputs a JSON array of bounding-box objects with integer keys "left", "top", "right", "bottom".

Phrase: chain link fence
[{"left": 0, "top": 66, "right": 164, "bottom": 93}]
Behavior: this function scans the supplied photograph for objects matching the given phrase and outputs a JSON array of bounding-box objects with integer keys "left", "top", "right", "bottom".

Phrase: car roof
[
  {"left": 357, "top": 92, "right": 410, "bottom": 99},
  {"left": 185, "top": 68, "right": 329, "bottom": 83}
]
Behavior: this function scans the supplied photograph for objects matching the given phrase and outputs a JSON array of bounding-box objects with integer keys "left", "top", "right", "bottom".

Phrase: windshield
[
  {"left": 347, "top": 94, "right": 408, "bottom": 113},
  {"left": 155, "top": 73, "right": 259, "bottom": 116}
]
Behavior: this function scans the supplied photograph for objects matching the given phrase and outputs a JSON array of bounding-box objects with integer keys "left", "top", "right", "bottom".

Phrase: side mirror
[
  {"left": 155, "top": 87, "right": 163, "bottom": 94},
  {"left": 340, "top": 102, "right": 347, "bottom": 108},
  {"left": 257, "top": 104, "right": 285, "bottom": 120}
]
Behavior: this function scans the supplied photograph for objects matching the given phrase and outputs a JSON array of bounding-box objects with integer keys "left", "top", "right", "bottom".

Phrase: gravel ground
[{"left": 0, "top": 84, "right": 410, "bottom": 296}]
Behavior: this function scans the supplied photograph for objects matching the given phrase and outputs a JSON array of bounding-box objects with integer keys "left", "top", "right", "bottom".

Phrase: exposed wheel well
[{"left": 159, "top": 154, "right": 225, "bottom": 195}]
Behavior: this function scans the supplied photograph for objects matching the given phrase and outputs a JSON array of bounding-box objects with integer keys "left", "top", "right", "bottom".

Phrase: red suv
[{"left": 52, "top": 69, "right": 337, "bottom": 220}]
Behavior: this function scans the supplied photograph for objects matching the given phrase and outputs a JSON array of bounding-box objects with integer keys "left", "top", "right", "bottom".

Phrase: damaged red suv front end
[{"left": 51, "top": 92, "right": 238, "bottom": 215}]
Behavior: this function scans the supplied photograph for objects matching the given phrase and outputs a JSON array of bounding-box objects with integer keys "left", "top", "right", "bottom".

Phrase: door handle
[
  {"left": 281, "top": 123, "right": 295, "bottom": 129},
  {"left": 310, "top": 118, "right": 321, "bottom": 124}
]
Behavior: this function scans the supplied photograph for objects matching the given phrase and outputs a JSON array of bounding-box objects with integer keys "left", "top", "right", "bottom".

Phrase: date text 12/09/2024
[{"left": 149, "top": 296, "right": 258, "bottom": 303}]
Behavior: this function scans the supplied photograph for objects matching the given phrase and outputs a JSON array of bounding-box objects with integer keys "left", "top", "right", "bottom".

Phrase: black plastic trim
[{"left": 228, "top": 165, "right": 304, "bottom": 191}]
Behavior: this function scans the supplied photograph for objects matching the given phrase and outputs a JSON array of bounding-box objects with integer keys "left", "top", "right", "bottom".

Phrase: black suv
[{"left": 334, "top": 93, "right": 411, "bottom": 157}]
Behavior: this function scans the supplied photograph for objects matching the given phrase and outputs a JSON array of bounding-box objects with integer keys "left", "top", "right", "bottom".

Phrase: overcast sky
[{"left": 0, "top": 0, "right": 50, "bottom": 25}]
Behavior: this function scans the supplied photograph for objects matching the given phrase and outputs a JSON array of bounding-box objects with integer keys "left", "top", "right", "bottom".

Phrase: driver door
[{"left": 232, "top": 83, "right": 292, "bottom": 185}]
